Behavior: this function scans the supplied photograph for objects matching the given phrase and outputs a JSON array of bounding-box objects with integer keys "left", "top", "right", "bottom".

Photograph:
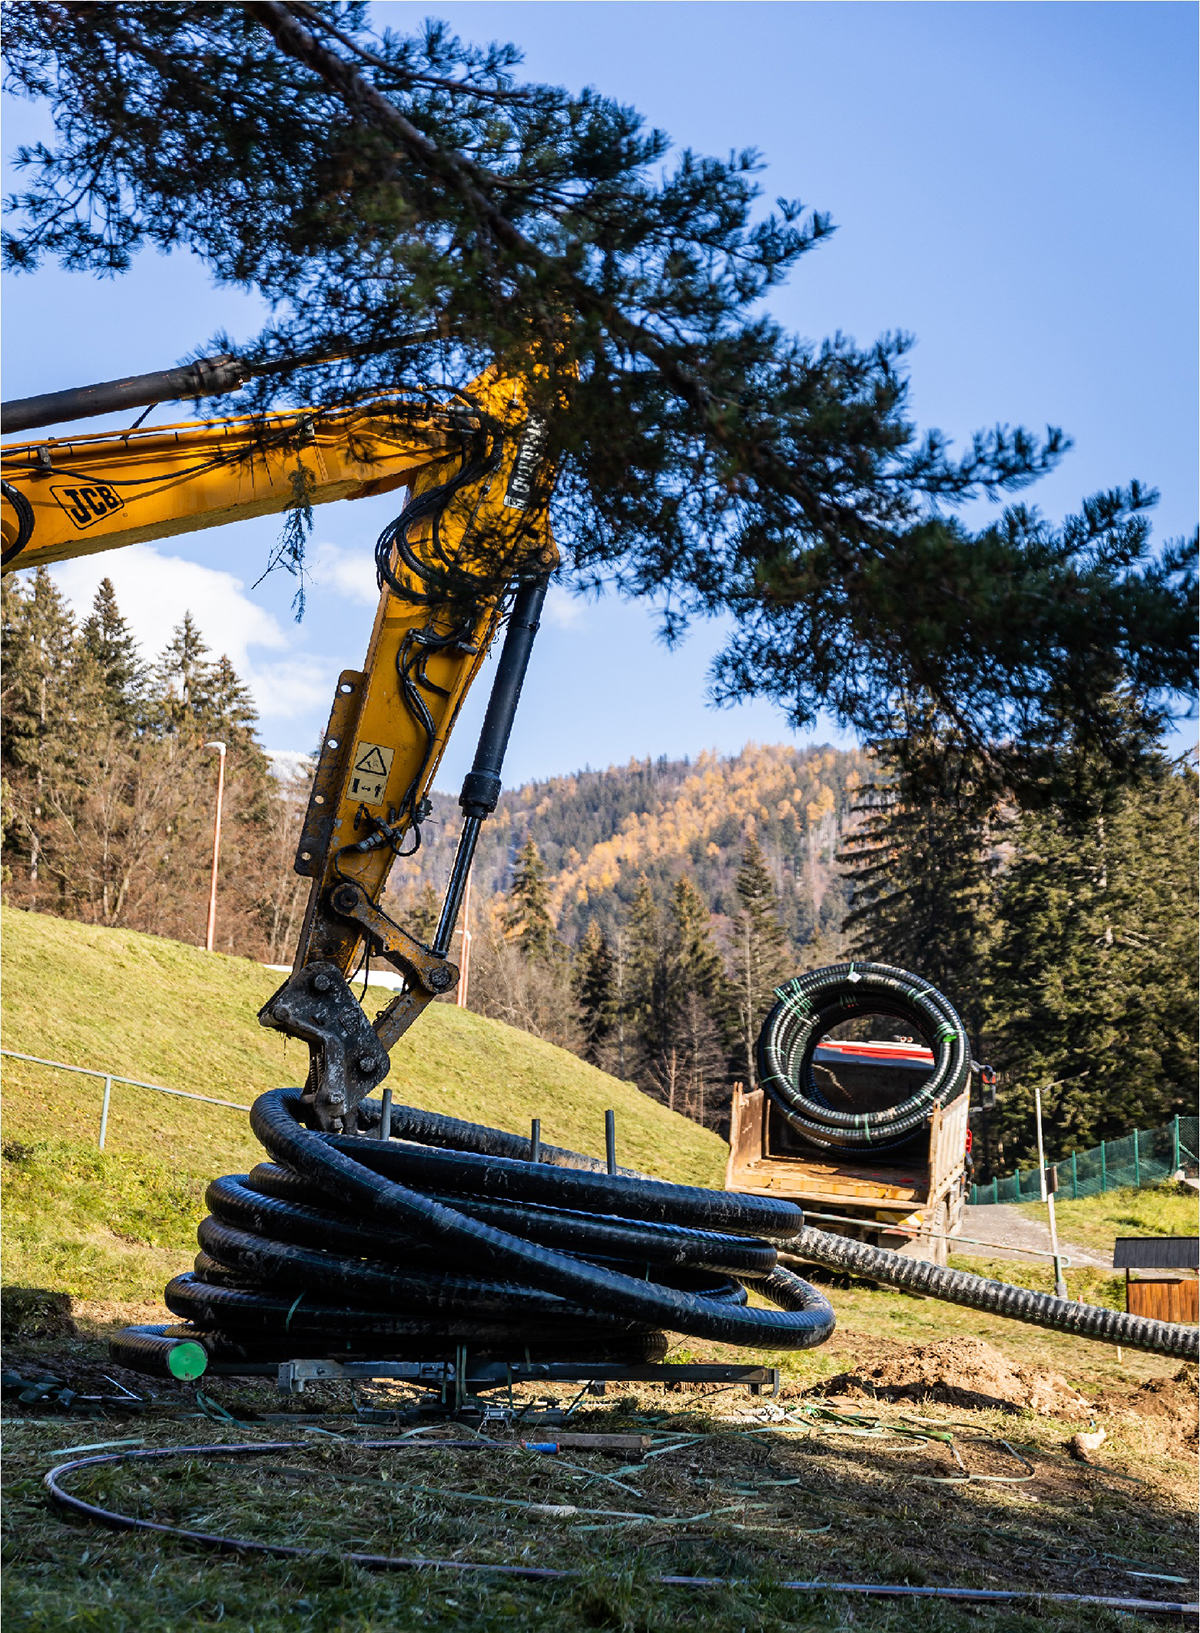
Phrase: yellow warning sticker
[{"left": 349, "top": 741, "right": 395, "bottom": 806}]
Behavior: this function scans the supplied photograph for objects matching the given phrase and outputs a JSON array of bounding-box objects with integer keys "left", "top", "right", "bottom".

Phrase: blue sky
[{"left": 3, "top": 2, "right": 1195, "bottom": 784}]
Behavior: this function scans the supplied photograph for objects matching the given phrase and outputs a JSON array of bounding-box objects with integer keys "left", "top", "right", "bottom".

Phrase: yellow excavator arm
[
  {"left": 0, "top": 400, "right": 445, "bottom": 568},
  {"left": 2, "top": 368, "right": 558, "bottom": 1131}
]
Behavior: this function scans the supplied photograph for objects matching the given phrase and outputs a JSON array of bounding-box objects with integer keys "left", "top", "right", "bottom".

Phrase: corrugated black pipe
[
  {"left": 112, "top": 1087, "right": 836, "bottom": 1375},
  {"left": 782, "top": 1227, "right": 1198, "bottom": 1361}
]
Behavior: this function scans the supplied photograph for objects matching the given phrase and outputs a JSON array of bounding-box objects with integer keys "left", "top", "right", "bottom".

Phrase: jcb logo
[{"left": 50, "top": 482, "right": 124, "bottom": 530}]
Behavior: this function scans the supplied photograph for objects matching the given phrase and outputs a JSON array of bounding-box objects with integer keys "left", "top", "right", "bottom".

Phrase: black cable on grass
[{"left": 44, "top": 1443, "right": 1198, "bottom": 1616}]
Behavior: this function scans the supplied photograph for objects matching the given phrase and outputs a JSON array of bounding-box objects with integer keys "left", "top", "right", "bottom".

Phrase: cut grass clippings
[{"left": 4, "top": 1377, "right": 1196, "bottom": 1633}]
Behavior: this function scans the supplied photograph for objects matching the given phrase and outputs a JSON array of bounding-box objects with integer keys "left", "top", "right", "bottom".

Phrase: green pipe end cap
[{"left": 167, "top": 1341, "right": 208, "bottom": 1381}]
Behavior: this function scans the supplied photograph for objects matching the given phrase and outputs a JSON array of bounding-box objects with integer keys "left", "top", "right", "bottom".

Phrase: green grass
[
  {"left": 4, "top": 909, "right": 1195, "bottom": 1632},
  {"left": 0, "top": 906, "right": 726, "bottom": 1302},
  {"left": 1017, "top": 1182, "right": 1198, "bottom": 1255}
]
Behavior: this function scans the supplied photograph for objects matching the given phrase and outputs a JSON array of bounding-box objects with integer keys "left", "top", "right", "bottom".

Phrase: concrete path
[{"left": 959, "top": 1203, "right": 1112, "bottom": 1269}]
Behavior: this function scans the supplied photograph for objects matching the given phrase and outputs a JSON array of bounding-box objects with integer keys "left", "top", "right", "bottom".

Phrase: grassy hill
[{"left": 1, "top": 907, "right": 727, "bottom": 1302}]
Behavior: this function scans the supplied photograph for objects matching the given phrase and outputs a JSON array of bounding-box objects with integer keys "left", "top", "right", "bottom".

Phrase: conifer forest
[{"left": 3, "top": 570, "right": 1194, "bottom": 1179}]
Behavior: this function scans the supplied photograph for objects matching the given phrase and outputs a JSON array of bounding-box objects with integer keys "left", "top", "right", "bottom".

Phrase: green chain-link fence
[{"left": 971, "top": 1115, "right": 1199, "bottom": 1205}]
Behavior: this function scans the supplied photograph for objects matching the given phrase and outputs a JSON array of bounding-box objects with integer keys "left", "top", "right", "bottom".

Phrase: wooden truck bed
[{"left": 726, "top": 1084, "right": 969, "bottom": 1263}]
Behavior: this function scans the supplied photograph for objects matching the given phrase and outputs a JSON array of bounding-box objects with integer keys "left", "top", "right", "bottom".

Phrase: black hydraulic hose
[
  {"left": 757, "top": 961, "right": 971, "bottom": 1152},
  {"left": 783, "top": 1227, "right": 1199, "bottom": 1361},
  {"left": 1, "top": 479, "right": 35, "bottom": 567},
  {"left": 113, "top": 1089, "right": 835, "bottom": 1376}
]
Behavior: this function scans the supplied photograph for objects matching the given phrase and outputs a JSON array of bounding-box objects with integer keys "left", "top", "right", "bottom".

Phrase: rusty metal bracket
[
  {"left": 325, "top": 879, "right": 459, "bottom": 1051},
  {"left": 258, "top": 961, "right": 389, "bottom": 1133},
  {"left": 327, "top": 880, "right": 457, "bottom": 996}
]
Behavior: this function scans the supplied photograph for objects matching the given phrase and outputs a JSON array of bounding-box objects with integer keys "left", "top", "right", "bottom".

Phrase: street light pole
[
  {"left": 455, "top": 866, "right": 473, "bottom": 1008},
  {"left": 203, "top": 741, "right": 226, "bottom": 953}
]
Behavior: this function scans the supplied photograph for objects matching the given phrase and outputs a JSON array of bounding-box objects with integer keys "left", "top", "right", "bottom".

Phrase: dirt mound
[
  {"left": 1, "top": 1286, "right": 76, "bottom": 1340},
  {"left": 809, "top": 1336, "right": 1092, "bottom": 1417},
  {"left": 1124, "top": 1365, "right": 1199, "bottom": 1420}
]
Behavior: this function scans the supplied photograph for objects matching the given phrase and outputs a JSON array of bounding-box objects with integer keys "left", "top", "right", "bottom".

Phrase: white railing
[{"left": 0, "top": 1049, "right": 252, "bottom": 1150}]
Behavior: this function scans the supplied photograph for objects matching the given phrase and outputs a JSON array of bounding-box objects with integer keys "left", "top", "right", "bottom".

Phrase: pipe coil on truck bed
[{"left": 757, "top": 961, "right": 972, "bottom": 1153}]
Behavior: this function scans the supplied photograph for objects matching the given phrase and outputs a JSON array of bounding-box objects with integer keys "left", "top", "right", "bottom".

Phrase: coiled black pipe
[
  {"left": 758, "top": 961, "right": 971, "bottom": 1152},
  {"left": 112, "top": 1088, "right": 836, "bottom": 1376},
  {"left": 782, "top": 1228, "right": 1198, "bottom": 1361}
]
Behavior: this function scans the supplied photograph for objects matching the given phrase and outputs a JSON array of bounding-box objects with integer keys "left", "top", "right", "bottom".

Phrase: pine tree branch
[{"left": 246, "top": 1, "right": 848, "bottom": 536}]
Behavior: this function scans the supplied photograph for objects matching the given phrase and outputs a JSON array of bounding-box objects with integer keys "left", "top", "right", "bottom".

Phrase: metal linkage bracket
[
  {"left": 258, "top": 961, "right": 389, "bottom": 1133},
  {"left": 325, "top": 879, "right": 458, "bottom": 1050},
  {"left": 327, "top": 880, "right": 457, "bottom": 998},
  {"left": 265, "top": 1358, "right": 781, "bottom": 1400}
]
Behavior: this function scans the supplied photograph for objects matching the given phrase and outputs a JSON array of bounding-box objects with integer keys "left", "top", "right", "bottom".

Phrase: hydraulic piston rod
[{"left": 432, "top": 573, "right": 551, "bottom": 957}]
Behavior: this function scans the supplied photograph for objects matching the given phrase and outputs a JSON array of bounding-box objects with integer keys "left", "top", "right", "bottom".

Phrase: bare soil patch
[
  {"left": 804, "top": 1335, "right": 1094, "bottom": 1416},
  {"left": 1098, "top": 1363, "right": 1200, "bottom": 1457}
]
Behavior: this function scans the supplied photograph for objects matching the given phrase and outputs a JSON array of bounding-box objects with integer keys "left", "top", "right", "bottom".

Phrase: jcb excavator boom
[{"left": 1, "top": 368, "right": 557, "bottom": 1131}]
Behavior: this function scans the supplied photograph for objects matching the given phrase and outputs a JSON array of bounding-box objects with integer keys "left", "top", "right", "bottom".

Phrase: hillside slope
[
  {"left": 392, "top": 742, "right": 871, "bottom": 944},
  {"left": 1, "top": 907, "right": 727, "bottom": 1301}
]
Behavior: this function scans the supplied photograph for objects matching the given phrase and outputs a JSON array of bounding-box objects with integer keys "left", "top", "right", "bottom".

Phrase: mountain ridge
[{"left": 388, "top": 740, "right": 872, "bottom": 946}]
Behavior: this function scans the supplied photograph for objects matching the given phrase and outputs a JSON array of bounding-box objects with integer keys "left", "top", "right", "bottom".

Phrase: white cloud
[
  {"left": 48, "top": 544, "right": 331, "bottom": 725},
  {"left": 247, "top": 656, "right": 338, "bottom": 727},
  {"left": 543, "top": 583, "right": 584, "bottom": 630},
  {"left": 51, "top": 544, "right": 286, "bottom": 670},
  {"left": 307, "top": 541, "right": 379, "bottom": 607}
]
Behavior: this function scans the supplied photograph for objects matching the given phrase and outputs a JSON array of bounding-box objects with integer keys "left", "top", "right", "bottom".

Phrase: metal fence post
[
  {"left": 1133, "top": 1127, "right": 1139, "bottom": 1188},
  {"left": 1071, "top": 1149, "right": 1078, "bottom": 1198},
  {"left": 993, "top": 1176, "right": 998, "bottom": 1204},
  {"left": 1173, "top": 1115, "right": 1181, "bottom": 1173},
  {"left": 1014, "top": 1168, "right": 1020, "bottom": 1199},
  {"left": 1100, "top": 1140, "right": 1106, "bottom": 1192},
  {"left": 98, "top": 1076, "right": 112, "bottom": 1151}
]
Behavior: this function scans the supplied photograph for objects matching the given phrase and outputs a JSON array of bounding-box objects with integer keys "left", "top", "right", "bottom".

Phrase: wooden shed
[{"left": 1113, "top": 1237, "right": 1199, "bottom": 1325}]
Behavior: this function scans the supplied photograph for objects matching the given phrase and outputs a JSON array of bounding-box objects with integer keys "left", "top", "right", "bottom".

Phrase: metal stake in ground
[{"left": 1035, "top": 1085, "right": 1069, "bottom": 1300}]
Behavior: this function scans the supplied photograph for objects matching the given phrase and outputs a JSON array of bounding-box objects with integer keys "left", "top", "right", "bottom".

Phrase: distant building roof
[{"left": 1113, "top": 1237, "right": 1199, "bottom": 1271}]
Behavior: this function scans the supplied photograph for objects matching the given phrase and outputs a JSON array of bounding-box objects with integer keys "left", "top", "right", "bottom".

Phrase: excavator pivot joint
[
  {"left": 258, "top": 960, "right": 389, "bottom": 1133},
  {"left": 325, "top": 878, "right": 458, "bottom": 998}
]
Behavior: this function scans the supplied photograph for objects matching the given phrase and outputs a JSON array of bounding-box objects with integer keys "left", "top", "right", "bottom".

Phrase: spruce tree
[
  {"left": 81, "top": 578, "right": 145, "bottom": 724},
  {"left": 5, "top": 3, "right": 1193, "bottom": 794},
  {"left": 669, "top": 875, "right": 728, "bottom": 1006},
  {"left": 626, "top": 875, "right": 668, "bottom": 1083},
  {"left": 1, "top": 568, "right": 104, "bottom": 898},
  {"left": 839, "top": 731, "right": 998, "bottom": 1043},
  {"left": 732, "top": 836, "right": 792, "bottom": 1083},
  {"left": 152, "top": 613, "right": 215, "bottom": 732},
  {"left": 572, "top": 920, "right": 615, "bottom": 1067},
  {"left": 986, "top": 754, "right": 1198, "bottom": 1163},
  {"left": 406, "top": 882, "right": 442, "bottom": 947},
  {"left": 666, "top": 876, "right": 733, "bottom": 1125},
  {"left": 504, "top": 838, "right": 555, "bottom": 962},
  {"left": 205, "top": 654, "right": 261, "bottom": 749}
]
